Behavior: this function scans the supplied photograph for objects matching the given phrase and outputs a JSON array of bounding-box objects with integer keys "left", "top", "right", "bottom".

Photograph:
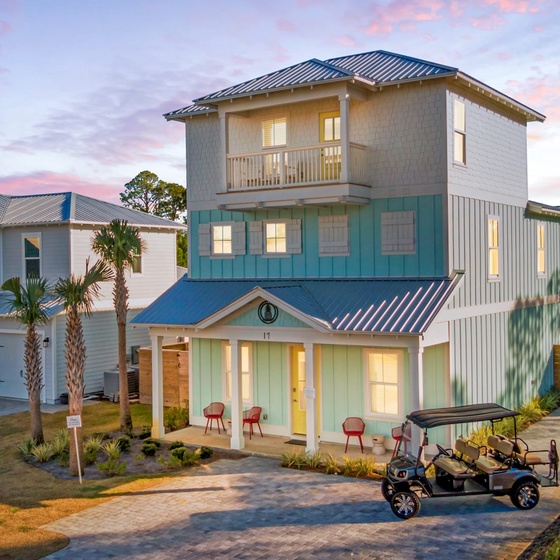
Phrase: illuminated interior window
[
  {"left": 454, "top": 99, "right": 466, "bottom": 164},
  {"left": 224, "top": 343, "right": 252, "bottom": 404},
  {"left": 488, "top": 217, "right": 500, "bottom": 279},
  {"left": 537, "top": 224, "right": 546, "bottom": 277},
  {"left": 265, "top": 222, "right": 287, "bottom": 254},
  {"left": 366, "top": 350, "right": 400, "bottom": 416},
  {"left": 212, "top": 225, "right": 232, "bottom": 255}
]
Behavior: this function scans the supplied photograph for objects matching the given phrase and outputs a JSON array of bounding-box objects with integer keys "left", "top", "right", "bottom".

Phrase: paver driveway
[{"left": 44, "top": 455, "right": 558, "bottom": 560}]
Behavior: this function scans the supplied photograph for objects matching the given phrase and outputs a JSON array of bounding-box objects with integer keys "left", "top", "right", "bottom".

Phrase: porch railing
[{"left": 227, "top": 142, "right": 368, "bottom": 191}]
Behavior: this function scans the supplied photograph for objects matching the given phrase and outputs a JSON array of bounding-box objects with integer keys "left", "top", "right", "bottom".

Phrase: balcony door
[{"left": 320, "top": 111, "right": 341, "bottom": 181}]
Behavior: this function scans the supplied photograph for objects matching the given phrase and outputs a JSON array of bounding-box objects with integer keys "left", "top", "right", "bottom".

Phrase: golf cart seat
[
  {"left": 434, "top": 438, "right": 479, "bottom": 478},
  {"left": 510, "top": 437, "right": 548, "bottom": 466},
  {"left": 476, "top": 435, "right": 514, "bottom": 473}
]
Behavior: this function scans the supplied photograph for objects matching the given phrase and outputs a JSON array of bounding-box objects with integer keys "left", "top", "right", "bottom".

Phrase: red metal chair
[
  {"left": 243, "top": 406, "right": 263, "bottom": 439},
  {"left": 342, "top": 417, "right": 366, "bottom": 453},
  {"left": 203, "top": 402, "right": 226, "bottom": 434}
]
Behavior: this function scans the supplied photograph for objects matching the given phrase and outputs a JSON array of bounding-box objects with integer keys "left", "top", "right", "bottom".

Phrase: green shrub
[
  {"left": 545, "top": 533, "right": 560, "bottom": 560},
  {"left": 539, "top": 389, "right": 560, "bottom": 413},
  {"left": 18, "top": 438, "right": 36, "bottom": 458},
  {"left": 281, "top": 450, "right": 305, "bottom": 468},
  {"left": 140, "top": 442, "right": 158, "bottom": 457},
  {"left": 169, "top": 440, "right": 186, "bottom": 451},
  {"left": 157, "top": 454, "right": 183, "bottom": 469},
  {"left": 197, "top": 446, "right": 213, "bottom": 460},
  {"left": 168, "top": 446, "right": 198, "bottom": 466},
  {"left": 164, "top": 405, "right": 189, "bottom": 432},
  {"left": 137, "top": 425, "right": 152, "bottom": 440},
  {"left": 142, "top": 437, "right": 161, "bottom": 448},
  {"left": 102, "top": 440, "right": 122, "bottom": 460},
  {"left": 83, "top": 435, "right": 103, "bottom": 465},
  {"left": 97, "top": 457, "right": 127, "bottom": 477},
  {"left": 352, "top": 457, "right": 378, "bottom": 478},
  {"left": 31, "top": 443, "right": 55, "bottom": 463},
  {"left": 322, "top": 453, "right": 340, "bottom": 475},
  {"left": 178, "top": 448, "right": 199, "bottom": 466},
  {"left": 51, "top": 429, "right": 70, "bottom": 456},
  {"left": 115, "top": 436, "right": 131, "bottom": 452},
  {"left": 304, "top": 450, "right": 323, "bottom": 469},
  {"left": 57, "top": 451, "right": 69, "bottom": 467},
  {"left": 170, "top": 446, "right": 188, "bottom": 460}
]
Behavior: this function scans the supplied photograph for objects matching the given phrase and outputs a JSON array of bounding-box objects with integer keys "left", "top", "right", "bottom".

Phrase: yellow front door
[{"left": 291, "top": 346, "right": 307, "bottom": 435}]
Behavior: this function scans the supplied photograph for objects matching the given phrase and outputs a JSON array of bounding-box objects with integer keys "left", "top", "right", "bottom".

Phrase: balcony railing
[{"left": 227, "top": 142, "right": 368, "bottom": 191}]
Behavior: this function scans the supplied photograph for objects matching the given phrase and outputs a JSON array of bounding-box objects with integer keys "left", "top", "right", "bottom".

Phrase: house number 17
[{"left": 263, "top": 332, "right": 270, "bottom": 340}]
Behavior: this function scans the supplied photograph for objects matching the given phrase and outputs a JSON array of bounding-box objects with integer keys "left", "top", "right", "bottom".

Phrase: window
[
  {"left": 381, "top": 211, "right": 416, "bottom": 255},
  {"left": 488, "top": 216, "right": 500, "bottom": 279},
  {"left": 320, "top": 111, "right": 340, "bottom": 143},
  {"left": 262, "top": 117, "right": 286, "bottom": 148},
  {"left": 23, "top": 235, "right": 41, "bottom": 278},
  {"left": 249, "top": 219, "right": 301, "bottom": 256},
  {"left": 223, "top": 342, "right": 252, "bottom": 404},
  {"left": 212, "top": 224, "right": 232, "bottom": 255},
  {"left": 453, "top": 99, "right": 466, "bottom": 165},
  {"left": 319, "top": 214, "right": 349, "bottom": 256},
  {"left": 198, "top": 222, "right": 246, "bottom": 258},
  {"left": 537, "top": 224, "right": 546, "bottom": 277},
  {"left": 365, "top": 349, "right": 401, "bottom": 417},
  {"left": 132, "top": 246, "right": 142, "bottom": 274},
  {"left": 266, "top": 222, "right": 287, "bottom": 254}
]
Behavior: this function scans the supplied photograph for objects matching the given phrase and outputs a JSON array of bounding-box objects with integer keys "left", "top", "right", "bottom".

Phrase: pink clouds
[
  {"left": 505, "top": 74, "right": 560, "bottom": 123},
  {"left": 337, "top": 35, "right": 357, "bottom": 46},
  {"left": 0, "top": 172, "right": 122, "bottom": 203}
]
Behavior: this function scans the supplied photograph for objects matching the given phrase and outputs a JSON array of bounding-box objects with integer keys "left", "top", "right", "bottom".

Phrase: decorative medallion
[{"left": 258, "top": 301, "right": 279, "bottom": 324}]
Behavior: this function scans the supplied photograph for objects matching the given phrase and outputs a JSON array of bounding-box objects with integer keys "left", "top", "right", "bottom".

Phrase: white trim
[{"left": 222, "top": 341, "right": 253, "bottom": 406}]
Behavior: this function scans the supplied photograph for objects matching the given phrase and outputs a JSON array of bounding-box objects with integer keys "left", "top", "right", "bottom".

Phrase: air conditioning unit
[{"left": 104, "top": 368, "right": 139, "bottom": 398}]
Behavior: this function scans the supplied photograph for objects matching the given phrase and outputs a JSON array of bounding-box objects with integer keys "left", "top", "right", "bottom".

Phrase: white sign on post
[
  {"left": 66, "top": 414, "right": 83, "bottom": 484},
  {"left": 66, "top": 415, "right": 82, "bottom": 429}
]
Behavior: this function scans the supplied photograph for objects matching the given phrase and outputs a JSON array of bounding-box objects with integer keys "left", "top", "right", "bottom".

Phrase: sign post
[{"left": 66, "top": 414, "right": 83, "bottom": 485}]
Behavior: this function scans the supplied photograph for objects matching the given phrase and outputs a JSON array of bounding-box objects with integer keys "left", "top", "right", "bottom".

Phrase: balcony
[{"left": 218, "top": 142, "right": 372, "bottom": 211}]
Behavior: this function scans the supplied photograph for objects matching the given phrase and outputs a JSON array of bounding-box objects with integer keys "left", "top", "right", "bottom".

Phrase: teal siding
[
  {"left": 423, "top": 344, "right": 448, "bottom": 443},
  {"left": 192, "top": 338, "right": 288, "bottom": 430},
  {"left": 190, "top": 195, "right": 444, "bottom": 279},
  {"left": 227, "top": 307, "right": 310, "bottom": 328},
  {"left": 320, "top": 345, "right": 410, "bottom": 441}
]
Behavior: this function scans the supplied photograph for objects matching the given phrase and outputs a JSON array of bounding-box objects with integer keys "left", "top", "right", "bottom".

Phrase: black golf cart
[{"left": 383, "top": 403, "right": 558, "bottom": 519}]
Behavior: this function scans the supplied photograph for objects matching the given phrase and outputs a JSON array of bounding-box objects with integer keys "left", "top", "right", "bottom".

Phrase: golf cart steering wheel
[{"left": 436, "top": 444, "right": 451, "bottom": 456}]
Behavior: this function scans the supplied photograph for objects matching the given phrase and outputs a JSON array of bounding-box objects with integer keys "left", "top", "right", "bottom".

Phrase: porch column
[
  {"left": 219, "top": 110, "right": 229, "bottom": 193},
  {"left": 304, "top": 343, "right": 318, "bottom": 453},
  {"left": 408, "top": 346, "right": 424, "bottom": 452},
  {"left": 339, "top": 94, "right": 350, "bottom": 183},
  {"left": 151, "top": 334, "right": 165, "bottom": 438},
  {"left": 229, "top": 339, "right": 245, "bottom": 450}
]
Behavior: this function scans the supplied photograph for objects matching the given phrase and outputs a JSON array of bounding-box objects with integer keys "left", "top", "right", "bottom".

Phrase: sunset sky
[{"left": 1, "top": 0, "right": 559, "bottom": 205}]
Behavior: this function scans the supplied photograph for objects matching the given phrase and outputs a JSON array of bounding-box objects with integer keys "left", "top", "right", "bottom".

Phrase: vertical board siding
[
  {"left": 449, "top": 196, "right": 560, "bottom": 308},
  {"left": 190, "top": 195, "right": 444, "bottom": 279},
  {"left": 450, "top": 305, "right": 560, "bottom": 409},
  {"left": 423, "top": 344, "right": 448, "bottom": 442}
]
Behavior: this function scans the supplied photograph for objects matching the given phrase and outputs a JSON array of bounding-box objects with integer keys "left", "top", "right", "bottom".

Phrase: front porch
[{"left": 163, "top": 424, "right": 394, "bottom": 464}]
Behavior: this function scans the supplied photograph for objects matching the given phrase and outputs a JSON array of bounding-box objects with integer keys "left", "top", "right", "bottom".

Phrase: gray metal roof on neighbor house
[
  {"left": 133, "top": 275, "right": 461, "bottom": 335},
  {"left": 0, "top": 193, "right": 184, "bottom": 229},
  {"left": 165, "top": 49, "right": 544, "bottom": 122}
]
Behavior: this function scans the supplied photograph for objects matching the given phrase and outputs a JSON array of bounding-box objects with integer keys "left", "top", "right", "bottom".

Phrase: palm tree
[
  {"left": 54, "top": 260, "right": 113, "bottom": 476},
  {"left": 1, "top": 277, "right": 50, "bottom": 444},
  {"left": 92, "top": 219, "right": 144, "bottom": 432}
]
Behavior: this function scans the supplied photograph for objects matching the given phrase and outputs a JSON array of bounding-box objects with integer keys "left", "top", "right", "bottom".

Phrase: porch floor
[{"left": 163, "top": 425, "right": 394, "bottom": 464}]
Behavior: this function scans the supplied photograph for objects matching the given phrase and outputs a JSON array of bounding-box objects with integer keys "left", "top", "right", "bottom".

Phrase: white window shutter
[
  {"left": 249, "top": 221, "right": 263, "bottom": 255},
  {"left": 232, "top": 222, "right": 246, "bottom": 256},
  {"left": 198, "top": 224, "right": 211, "bottom": 256},
  {"left": 286, "top": 219, "right": 302, "bottom": 254},
  {"left": 319, "top": 215, "right": 349, "bottom": 255},
  {"left": 381, "top": 211, "right": 416, "bottom": 255}
]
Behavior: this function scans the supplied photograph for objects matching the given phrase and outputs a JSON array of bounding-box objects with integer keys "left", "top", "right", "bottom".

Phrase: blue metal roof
[
  {"left": 0, "top": 193, "right": 184, "bottom": 229},
  {"left": 164, "top": 51, "right": 457, "bottom": 119},
  {"left": 133, "top": 276, "right": 461, "bottom": 335}
]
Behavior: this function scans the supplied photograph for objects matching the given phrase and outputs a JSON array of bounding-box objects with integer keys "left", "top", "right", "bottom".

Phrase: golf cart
[{"left": 383, "top": 403, "right": 558, "bottom": 519}]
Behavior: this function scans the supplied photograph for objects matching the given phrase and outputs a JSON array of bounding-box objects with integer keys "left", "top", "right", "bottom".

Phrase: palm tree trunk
[
  {"left": 65, "top": 307, "right": 85, "bottom": 476},
  {"left": 25, "top": 324, "right": 44, "bottom": 444},
  {"left": 114, "top": 269, "right": 132, "bottom": 432}
]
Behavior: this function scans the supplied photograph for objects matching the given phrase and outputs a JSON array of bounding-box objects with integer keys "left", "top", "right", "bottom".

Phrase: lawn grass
[{"left": 0, "top": 401, "right": 181, "bottom": 560}]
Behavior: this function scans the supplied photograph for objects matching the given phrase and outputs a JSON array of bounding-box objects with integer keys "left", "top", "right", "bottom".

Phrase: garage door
[{"left": 0, "top": 333, "right": 28, "bottom": 400}]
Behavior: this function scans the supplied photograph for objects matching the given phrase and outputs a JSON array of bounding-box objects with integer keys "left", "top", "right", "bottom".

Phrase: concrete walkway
[{"left": 43, "top": 409, "right": 560, "bottom": 559}]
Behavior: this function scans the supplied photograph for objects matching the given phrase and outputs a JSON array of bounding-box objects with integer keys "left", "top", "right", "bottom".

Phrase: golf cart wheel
[
  {"left": 510, "top": 481, "right": 540, "bottom": 510},
  {"left": 390, "top": 491, "right": 421, "bottom": 519},
  {"left": 381, "top": 479, "right": 395, "bottom": 502}
]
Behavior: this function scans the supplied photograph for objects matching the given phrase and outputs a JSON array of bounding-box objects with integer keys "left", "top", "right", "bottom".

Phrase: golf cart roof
[{"left": 407, "top": 403, "right": 519, "bottom": 429}]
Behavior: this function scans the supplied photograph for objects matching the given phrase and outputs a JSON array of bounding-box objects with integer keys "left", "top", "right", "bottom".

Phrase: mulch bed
[{"left": 517, "top": 514, "right": 560, "bottom": 560}]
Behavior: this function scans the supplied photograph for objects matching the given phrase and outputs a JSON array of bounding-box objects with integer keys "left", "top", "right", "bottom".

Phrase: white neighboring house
[{"left": 0, "top": 192, "right": 185, "bottom": 404}]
